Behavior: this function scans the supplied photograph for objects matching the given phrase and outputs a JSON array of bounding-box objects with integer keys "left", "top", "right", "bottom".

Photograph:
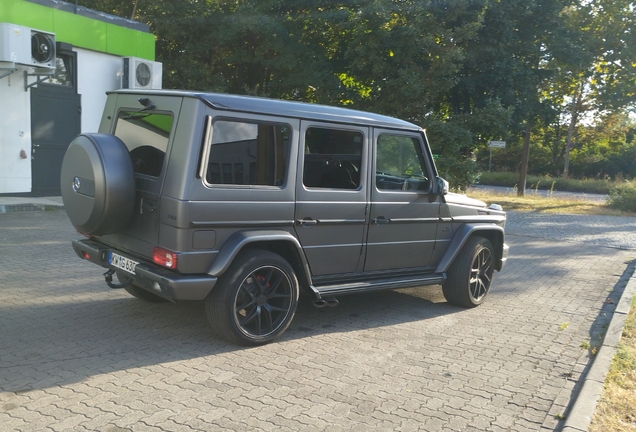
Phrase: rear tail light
[
  {"left": 82, "top": 251, "right": 91, "bottom": 260},
  {"left": 153, "top": 247, "right": 179, "bottom": 269}
]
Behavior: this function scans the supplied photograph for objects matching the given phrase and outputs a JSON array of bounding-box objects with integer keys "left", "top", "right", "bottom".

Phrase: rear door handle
[
  {"left": 297, "top": 218, "right": 318, "bottom": 226},
  {"left": 372, "top": 217, "right": 389, "bottom": 225}
]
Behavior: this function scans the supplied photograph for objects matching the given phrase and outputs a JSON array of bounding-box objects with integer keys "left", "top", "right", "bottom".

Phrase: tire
[
  {"left": 60, "top": 133, "right": 135, "bottom": 236},
  {"left": 205, "top": 249, "right": 299, "bottom": 346},
  {"left": 116, "top": 271, "right": 168, "bottom": 303},
  {"left": 442, "top": 236, "right": 495, "bottom": 308}
]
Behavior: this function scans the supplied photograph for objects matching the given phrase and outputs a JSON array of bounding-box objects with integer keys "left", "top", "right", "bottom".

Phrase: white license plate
[{"left": 109, "top": 252, "right": 138, "bottom": 275}]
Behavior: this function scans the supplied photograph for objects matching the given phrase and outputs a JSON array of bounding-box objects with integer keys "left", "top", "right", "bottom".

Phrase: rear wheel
[
  {"left": 205, "top": 249, "right": 299, "bottom": 345},
  {"left": 443, "top": 236, "right": 495, "bottom": 308}
]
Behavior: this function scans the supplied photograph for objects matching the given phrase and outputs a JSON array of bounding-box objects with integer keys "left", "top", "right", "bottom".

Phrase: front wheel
[
  {"left": 442, "top": 236, "right": 495, "bottom": 308},
  {"left": 205, "top": 249, "right": 299, "bottom": 345}
]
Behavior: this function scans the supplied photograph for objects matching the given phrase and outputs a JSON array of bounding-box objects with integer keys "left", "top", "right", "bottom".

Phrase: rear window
[
  {"left": 114, "top": 111, "right": 174, "bottom": 177},
  {"left": 204, "top": 119, "right": 291, "bottom": 187}
]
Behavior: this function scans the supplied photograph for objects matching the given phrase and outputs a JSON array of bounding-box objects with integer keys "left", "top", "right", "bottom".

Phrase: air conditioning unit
[
  {"left": 0, "top": 23, "right": 56, "bottom": 69},
  {"left": 122, "top": 57, "right": 162, "bottom": 89}
]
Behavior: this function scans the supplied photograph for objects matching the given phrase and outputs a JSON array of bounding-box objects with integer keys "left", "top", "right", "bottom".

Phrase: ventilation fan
[
  {"left": 0, "top": 24, "right": 56, "bottom": 69},
  {"left": 31, "top": 32, "right": 55, "bottom": 64},
  {"left": 122, "top": 57, "right": 163, "bottom": 89}
]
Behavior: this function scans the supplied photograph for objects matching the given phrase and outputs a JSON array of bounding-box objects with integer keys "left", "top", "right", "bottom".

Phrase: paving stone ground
[{"left": 1, "top": 210, "right": 634, "bottom": 431}]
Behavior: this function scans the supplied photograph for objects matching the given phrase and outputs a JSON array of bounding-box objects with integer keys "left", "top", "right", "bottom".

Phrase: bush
[
  {"left": 607, "top": 182, "right": 636, "bottom": 212},
  {"left": 477, "top": 172, "right": 614, "bottom": 194},
  {"left": 425, "top": 119, "right": 479, "bottom": 190}
]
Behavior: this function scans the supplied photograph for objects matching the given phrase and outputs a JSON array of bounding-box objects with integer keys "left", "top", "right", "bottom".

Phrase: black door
[{"left": 30, "top": 84, "right": 81, "bottom": 196}]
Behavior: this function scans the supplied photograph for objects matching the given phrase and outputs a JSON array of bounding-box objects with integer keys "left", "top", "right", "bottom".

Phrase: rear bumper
[{"left": 71, "top": 239, "right": 216, "bottom": 301}]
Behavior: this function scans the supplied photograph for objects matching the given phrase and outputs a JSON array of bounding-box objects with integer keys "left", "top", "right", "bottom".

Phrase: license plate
[{"left": 109, "top": 252, "right": 138, "bottom": 275}]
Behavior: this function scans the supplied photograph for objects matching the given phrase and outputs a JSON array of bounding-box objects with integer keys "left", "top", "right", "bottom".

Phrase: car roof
[{"left": 110, "top": 89, "right": 422, "bottom": 131}]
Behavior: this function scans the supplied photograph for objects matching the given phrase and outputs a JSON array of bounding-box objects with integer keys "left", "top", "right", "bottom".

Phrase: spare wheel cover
[{"left": 61, "top": 133, "right": 135, "bottom": 236}]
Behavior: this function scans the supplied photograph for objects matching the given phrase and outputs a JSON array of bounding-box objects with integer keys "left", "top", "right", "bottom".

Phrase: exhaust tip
[
  {"left": 325, "top": 296, "right": 339, "bottom": 307},
  {"left": 313, "top": 299, "right": 327, "bottom": 308}
]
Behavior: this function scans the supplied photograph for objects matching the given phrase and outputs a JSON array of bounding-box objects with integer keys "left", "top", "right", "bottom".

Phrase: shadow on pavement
[{"left": 0, "top": 286, "right": 458, "bottom": 393}]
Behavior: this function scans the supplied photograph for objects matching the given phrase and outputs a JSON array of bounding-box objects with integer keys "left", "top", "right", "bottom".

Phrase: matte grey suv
[{"left": 61, "top": 90, "right": 508, "bottom": 345}]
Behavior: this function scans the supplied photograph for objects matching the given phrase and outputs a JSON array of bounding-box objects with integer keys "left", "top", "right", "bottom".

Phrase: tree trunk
[
  {"left": 518, "top": 121, "right": 532, "bottom": 197},
  {"left": 563, "top": 83, "right": 583, "bottom": 178},
  {"left": 131, "top": 0, "right": 140, "bottom": 20}
]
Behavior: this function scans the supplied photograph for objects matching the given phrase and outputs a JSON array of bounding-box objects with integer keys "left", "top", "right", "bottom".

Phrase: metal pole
[
  {"left": 518, "top": 121, "right": 532, "bottom": 197},
  {"left": 489, "top": 147, "right": 492, "bottom": 172}
]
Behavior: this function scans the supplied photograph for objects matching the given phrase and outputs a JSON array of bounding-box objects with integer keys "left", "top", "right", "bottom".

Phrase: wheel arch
[
  {"left": 435, "top": 224, "right": 504, "bottom": 274},
  {"left": 207, "top": 230, "right": 312, "bottom": 289}
]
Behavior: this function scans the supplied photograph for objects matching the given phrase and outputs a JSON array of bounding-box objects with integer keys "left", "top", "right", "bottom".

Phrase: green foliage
[
  {"left": 424, "top": 118, "right": 478, "bottom": 190},
  {"left": 78, "top": 0, "right": 636, "bottom": 183},
  {"left": 478, "top": 172, "right": 614, "bottom": 194},
  {"left": 607, "top": 182, "right": 636, "bottom": 212}
]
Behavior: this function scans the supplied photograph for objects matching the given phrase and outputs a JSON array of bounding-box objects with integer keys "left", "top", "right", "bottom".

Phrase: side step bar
[{"left": 312, "top": 273, "right": 446, "bottom": 297}]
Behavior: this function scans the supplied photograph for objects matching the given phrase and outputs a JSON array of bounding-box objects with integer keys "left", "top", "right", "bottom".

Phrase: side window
[
  {"left": 303, "top": 127, "right": 363, "bottom": 189},
  {"left": 114, "top": 111, "right": 174, "bottom": 177},
  {"left": 376, "top": 134, "right": 430, "bottom": 191},
  {"left": 205, "top": 120, "right": 291, "bottom": 187}
]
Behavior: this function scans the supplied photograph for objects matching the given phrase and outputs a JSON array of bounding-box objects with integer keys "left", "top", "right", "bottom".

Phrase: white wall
[
  {"left": 75, "top": 49, "right": 163, "bottom": 134},
  {"left": 75, "top": 48, "right": 123, "bottom": 133},
  {"left": 0, "top": 66, "right": 32, "bottom": 193},
  {"left": 0, "top": 48, "right": 162, "bottom": 194}
]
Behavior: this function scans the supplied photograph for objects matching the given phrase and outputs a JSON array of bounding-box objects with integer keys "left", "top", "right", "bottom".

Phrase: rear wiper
[
  {"left": 121, "top": 113, "right": 151, "bottom": 120},
  {"left": 121, "top": 97, "right": 156, "bottom": 120}
]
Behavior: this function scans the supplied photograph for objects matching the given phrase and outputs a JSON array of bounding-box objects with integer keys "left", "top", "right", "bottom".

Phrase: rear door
[
  {"left": 101, "top": 94, "right": 183, "bottom": 254},
  {"left": 294, "top": 122, "right": 368, "bottom": 276},
  {"left": 364, "top": 129, "right": 440, "bottom": 272}
]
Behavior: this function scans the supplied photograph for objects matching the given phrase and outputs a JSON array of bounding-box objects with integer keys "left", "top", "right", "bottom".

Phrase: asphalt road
[{"left": 1, "top": 210, "right": 634, "bottom": 431}]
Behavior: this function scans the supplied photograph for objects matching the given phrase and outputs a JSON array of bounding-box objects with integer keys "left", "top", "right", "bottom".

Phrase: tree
[{"left": 80, "top": 0, "right": 636, "bottom": 186}]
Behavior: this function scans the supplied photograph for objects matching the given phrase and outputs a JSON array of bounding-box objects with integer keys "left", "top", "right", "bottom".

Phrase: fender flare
[
  {"left": 207, "top": 230, "right": 313, "bottom": 283},
  {"left": 435, "top": 224, "right": 505, "bottom": 273}
]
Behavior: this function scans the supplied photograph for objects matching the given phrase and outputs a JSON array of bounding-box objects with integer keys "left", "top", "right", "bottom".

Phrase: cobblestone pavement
[
  {"left": 1, "top": 210, "right": 635, "bottom": 431},
  {"left": 506, "top": 211, "right": 636, "bottom": 250}
]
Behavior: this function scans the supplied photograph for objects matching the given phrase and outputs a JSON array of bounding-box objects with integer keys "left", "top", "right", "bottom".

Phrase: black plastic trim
[
  {"left": 313, "top": 273, "right": 446, "bottom": 297},
  {"left": 71, "top": 239, "right": 216, "bottom": 301}
]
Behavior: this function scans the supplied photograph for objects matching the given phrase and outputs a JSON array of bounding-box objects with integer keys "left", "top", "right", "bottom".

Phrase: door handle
[
  {"left": 373, "top": 217, "right": 389, "bottom": 225},
  {"left": 297, "top": 218, "right": 318, "bottom": 226}
]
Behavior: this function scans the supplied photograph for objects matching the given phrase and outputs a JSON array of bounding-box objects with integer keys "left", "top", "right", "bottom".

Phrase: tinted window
[
  {"left": 114, "top": 111, "right": 174, "bottom": 177},
  {"left": 303, "top": 127, "right": 363, "bottom": 189},
  {"left": 376, "top": 135, "right": 430, "bottom": 191},
  {"left": 205, "top": 120, "right": 291, "bottom": 187}
]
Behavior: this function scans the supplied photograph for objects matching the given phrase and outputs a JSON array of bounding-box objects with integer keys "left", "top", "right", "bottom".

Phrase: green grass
[
  {"left": 466, "top": 189, "right": 636, "bottom": 216},
  {"left": 478, "top": 172, "right": 617, "bottom": 194},
  {"left": 590, "top": 297, "right": 636, "bottom": 431}
]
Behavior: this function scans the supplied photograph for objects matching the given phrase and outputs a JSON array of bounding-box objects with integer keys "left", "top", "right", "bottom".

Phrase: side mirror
[
  {"left": 429, "top": 177, "right": 449, "bottom": 201},
  {"left": 434, "top": 177, "right": 449, "bottom": 196}
]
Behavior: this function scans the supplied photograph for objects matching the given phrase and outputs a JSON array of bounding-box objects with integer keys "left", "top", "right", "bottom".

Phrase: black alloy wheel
[
  {"left": 442, "top": 236, "right": 495, "bottom": 308},
  {"left": 206, "top": 249, "right": 299, "bottom": 345}
]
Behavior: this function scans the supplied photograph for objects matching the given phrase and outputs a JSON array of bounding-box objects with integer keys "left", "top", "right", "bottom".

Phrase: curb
[
  {"left": 561, "top": 266, "right": 636, "bottom": 431},
  {"left": 0, "top": 197, "right": 64, "bottom": 213},
  {"left": 0, "top": 203, "right": 64, "bottom": 213}
]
